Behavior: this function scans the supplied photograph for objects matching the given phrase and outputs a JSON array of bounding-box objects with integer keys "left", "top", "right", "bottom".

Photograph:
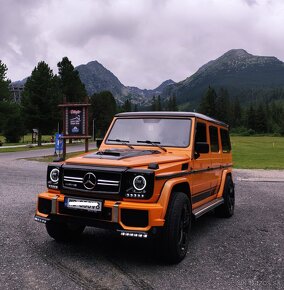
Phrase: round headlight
[
  {"left": 133, "top": 175, "right": 147, "bottom": 191},
  {"left": 50, "top": 168, "right": 60, "bottom": 183}
]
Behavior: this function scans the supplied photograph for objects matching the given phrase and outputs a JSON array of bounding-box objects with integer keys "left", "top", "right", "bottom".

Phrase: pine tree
[
  {"left": 122, "top": 99, "right": 132, "bottom": 112},
  {"left": 90, "top": 91, "right": 117, "bottom": 138},
  {"left": 0, "top": 60, "right": 12, "bottom": 133},
  {"left": 21, "top": 61, "right": 61, "bottom": 145},
  {"left": 151, "top": 96, "right": 157, "bottom": 111},
  {"left": 157, "top": 95, "right": 162, "bottom": 111},
  {"left": 199, "top": 86, "right": 217, "bottom": 118},
  {"left": 0, "top": 60, "right": 11, "bottom": 102},
  {"left": 57, "top": 57, "right": 87, "bottom": 102},
  {"left": 3, "top": 103, "right": 25, "bottom": 142},
  {"left": 167, "top": 96, "right": 178, "bottom": 111},
  {"left": 246, "top": 104, "right": 256, "bottom": 131},
  {"left": 216, "top": 88, "right": 230, "bottom": 123},
  {"left": 231, "top": 97, "right": 242, "bottom": 128},
  {"left": 255, "top": 102, "right": 267, "bottom": 133}
]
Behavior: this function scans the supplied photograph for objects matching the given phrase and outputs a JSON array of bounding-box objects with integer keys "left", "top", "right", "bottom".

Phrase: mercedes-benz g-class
[{"left": 35, "top": 112, "right": 234, "bottom": 263}]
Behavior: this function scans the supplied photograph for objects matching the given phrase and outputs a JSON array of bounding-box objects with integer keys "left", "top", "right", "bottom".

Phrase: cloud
[{"left": 1, "top": 0, "right": 284, "bottom": 88}]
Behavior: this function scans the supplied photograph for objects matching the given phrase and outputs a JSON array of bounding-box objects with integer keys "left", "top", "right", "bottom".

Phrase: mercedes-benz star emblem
[{"left": 83, "top": 172, "right": 97, "bottom": 190}]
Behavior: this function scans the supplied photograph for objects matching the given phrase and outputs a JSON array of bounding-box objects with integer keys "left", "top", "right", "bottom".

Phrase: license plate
[{"left": 65, "top": 197, "right": 102, "bottom": 212}]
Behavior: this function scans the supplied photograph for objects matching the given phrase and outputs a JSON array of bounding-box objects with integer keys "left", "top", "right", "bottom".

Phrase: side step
[{"left": 192, "top": 198, "right": 224, "bottom": 219}]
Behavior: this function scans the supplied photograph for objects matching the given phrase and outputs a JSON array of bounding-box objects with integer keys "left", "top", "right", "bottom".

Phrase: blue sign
[{"left": 55, "top": 133, "right": 63, "bottom": 152}]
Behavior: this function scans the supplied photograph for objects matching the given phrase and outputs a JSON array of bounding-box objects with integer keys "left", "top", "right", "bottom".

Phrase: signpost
[
  {"left": 58, "top": 102, "right": 91, "bottom": 160},
  {"left": 55, "top": 133, "right": 63, "bottom": 156}
]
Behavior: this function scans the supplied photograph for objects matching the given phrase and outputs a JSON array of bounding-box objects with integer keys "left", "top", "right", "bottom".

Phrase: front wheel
[
  {"left": 46, "top": 221, "right": 85, "bottom": 242},
  {"left": 159, "top": 192, "right": 191, "bottom": 264}
]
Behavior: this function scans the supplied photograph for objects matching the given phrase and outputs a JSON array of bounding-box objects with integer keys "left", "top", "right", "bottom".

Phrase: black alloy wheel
[{"left": 159, "top": 192, "right": 192, "bottom": 264}]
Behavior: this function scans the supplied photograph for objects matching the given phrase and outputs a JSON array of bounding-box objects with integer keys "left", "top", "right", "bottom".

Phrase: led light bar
[
  {"left": 118, "top": 230, "right": 148, "bottom": 238},
  {"left": 125, "top": 193, "right": 145, "bottom": 198},
  {"left": 34, "top": 216, "right": 50, "bottom": 224}
]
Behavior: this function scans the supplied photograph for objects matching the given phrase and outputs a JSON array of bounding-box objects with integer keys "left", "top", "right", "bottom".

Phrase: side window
[
  {"left": 220, "top": 129, "right": 231, "bottom": 153},
  {"left": 195, "top": 122, "right": 207, "bottom": 143},
  {"left": 209, "top": 126, "right": 219, "bottom": 152}
]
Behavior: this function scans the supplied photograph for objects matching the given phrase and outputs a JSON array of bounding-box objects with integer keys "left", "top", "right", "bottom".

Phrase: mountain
[
  {"left": 10, "top": 49, "right": 284, "bottom": 107},
  {"left": 126, "top": 79, "right": 176, "bottom": 105},
  {"left": 75, "top": 60, "right": 175, "bottom": 105},
  {"left": 162, "top": 49, "right": 284, "bottom": 107},
  {"left": 75, "top": 61, "right": 125, "bottom": 98}
]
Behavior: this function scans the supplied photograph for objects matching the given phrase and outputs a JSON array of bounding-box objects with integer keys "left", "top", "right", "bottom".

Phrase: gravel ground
[{"left": 0, "top": 153, "right": 283, "bottom": 289}]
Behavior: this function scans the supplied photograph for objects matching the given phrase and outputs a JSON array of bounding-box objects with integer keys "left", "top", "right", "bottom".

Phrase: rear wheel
[
  {"left": 46, "top": 221, "right": 85, "bottom": 242},
  {"left": 215, "top": 175, "right": 235, "bottom": 218},
  {"left": 159, "top": 192, "right": 191, "bottom": 264}
]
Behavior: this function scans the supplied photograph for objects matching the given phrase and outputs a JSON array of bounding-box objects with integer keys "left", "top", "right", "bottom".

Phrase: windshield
[{"left": 106, "top": 118, "right": 191, "bottom": 147}]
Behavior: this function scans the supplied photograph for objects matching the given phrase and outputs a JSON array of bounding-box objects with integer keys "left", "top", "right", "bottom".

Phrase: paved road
[
  {"left": 0, "top": 142, "right": 97, "bottom": 161},
  {"left": 0, "top": 152, "right": 283, "bottom": 289}
]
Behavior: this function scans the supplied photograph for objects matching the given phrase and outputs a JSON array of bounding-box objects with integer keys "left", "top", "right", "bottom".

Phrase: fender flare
[
  {"left": 216, "top": 169, "right": 232, "bottom": 198},
  {"left": 157, "top": 177, "right": 190, "bottom": 219}
]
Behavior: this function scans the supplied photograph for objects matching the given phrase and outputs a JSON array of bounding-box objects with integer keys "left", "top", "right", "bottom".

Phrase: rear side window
[
  {"left": 220, "top": 129, "right": 231, "bottom": 153},
  {"left": 195, "top": 122, "right": 207, "bottom": 143},
  {"left": 209, "top": 126, "right": 219, "bottom": 152}
]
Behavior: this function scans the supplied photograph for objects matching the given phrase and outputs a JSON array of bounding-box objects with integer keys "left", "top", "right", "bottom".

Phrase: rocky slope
[{"left": 162, "top": 49, "right": 284, "bottom": 107}]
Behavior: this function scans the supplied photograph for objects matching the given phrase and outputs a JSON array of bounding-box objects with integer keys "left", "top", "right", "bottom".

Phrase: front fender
[{"left": 157, "top": 177, "right": 190, "bottom": 219}]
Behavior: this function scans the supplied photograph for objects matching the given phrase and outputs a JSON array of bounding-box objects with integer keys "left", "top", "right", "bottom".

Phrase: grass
[
  {"left": 231, "top": 136, "right": 284, "bottom": 169},
  {"left": 2, "top": 134, "right": 284, "bottom": 169},
  {"left": 0, "top": 134, "right": 51, "bottom": 145}
]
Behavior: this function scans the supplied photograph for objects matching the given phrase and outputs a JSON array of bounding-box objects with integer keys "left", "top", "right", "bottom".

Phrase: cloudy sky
[{"left": 1, "top": 0, "right": 284, "bottom": 89}]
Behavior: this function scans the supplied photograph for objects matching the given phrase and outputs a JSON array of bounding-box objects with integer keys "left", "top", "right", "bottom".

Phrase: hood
[
  {"left": 65, "top": 148, "right": 189, "bottom": 168},
  {"left": 84, "top": 148, "right": 161, "bottom": 160}
]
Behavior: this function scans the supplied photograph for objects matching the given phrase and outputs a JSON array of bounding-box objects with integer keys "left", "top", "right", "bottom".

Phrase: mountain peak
[
  {"left": 222, "top": 49, "right": 250, "bottom": 58},
  {"left": 154, "top": 79, "right": 176, "bottom": 91}
]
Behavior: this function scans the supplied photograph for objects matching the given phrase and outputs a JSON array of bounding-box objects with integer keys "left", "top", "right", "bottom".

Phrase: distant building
[{"left": 9, "top": 83, "right": 24, "bottom": 103}]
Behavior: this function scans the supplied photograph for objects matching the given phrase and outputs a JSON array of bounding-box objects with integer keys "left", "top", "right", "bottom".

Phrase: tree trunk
[{"left": 38, "top": 132, "right": 42, "bottom": 146}]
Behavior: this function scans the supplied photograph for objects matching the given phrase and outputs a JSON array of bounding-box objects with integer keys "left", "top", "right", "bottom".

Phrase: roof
[{"left": 115, "top": 111, "right": 229, "bottom": 127}]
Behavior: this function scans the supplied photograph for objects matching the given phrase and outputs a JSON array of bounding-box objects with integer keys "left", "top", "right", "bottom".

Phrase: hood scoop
[{"left": 84, "top": 148, "right": 160, "bottom": 160}]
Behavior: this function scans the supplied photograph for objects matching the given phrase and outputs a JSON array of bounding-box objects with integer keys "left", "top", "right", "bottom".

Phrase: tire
[
  {"left": 46, "top": 221, "right": 85, "bottom": 242},
  {"left": 215, "top": 175, "right": 235, "bottom": 218},
  {"left": 159, "top": 192, "right": 191, "bottom": 264}
]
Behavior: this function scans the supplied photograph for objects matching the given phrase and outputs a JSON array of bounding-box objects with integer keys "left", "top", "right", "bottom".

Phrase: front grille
[
  {"left": 58, "top": 202, "right": 112, "bottom": 221},
  {"left": 62, "top": 165, "right": 122, "bottom": 194}
]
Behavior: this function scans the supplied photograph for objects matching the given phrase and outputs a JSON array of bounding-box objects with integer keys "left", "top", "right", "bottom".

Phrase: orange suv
[{"left": 35, "top": 112, "right": 234, "bottom": 263}]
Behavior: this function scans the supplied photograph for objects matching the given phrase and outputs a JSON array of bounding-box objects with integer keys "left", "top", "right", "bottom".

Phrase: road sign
[{"left": 55, "top": 133, "right": 63, "bottom": 153}]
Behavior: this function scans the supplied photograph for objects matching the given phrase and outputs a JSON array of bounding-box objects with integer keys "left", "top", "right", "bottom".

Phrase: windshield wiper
[
  {"left": 137, "top": 140, "right": 167, "bottom": 152},
  {"left": 108, "top": 139, "right": 134, "bottom": 149}
]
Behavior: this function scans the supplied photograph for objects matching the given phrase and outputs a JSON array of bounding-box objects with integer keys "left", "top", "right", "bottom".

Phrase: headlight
[
  {"left": 47, "top": 165, "right": 62, "bottom": 189},
  {"left": 50, "top": 168, "right": 60, "bottom": 183},
  {"left": 133, "top": 175, "right": 147, "bottom": 191},
  {"left": 121, "top": 170, "right": 154, "bottom": 199}
]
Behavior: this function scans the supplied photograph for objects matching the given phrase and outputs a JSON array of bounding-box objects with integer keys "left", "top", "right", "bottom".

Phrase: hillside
[
  {"left": 11, "top": 49, "right": 284, "bottom": 107},
  {"left": 162, "top": 49, "right": 284, "bottom": 107}
]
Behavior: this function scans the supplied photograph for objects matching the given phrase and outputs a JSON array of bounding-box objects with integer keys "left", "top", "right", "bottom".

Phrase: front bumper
[{"left": 35, "top": 191, "right": 165, "bottom": 234}]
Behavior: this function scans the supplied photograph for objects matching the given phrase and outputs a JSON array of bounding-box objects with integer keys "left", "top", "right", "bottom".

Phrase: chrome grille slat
[
  {"left": 97, "top": 179, "right": 119, "bottom": 184},
  {"left": 62, "top": 168, "right": 121, "bottom": 194},
  {"left": 97, "top": 182, "right": 119, "bottom": 186},
  {"left": 64, "top": 176, "right": 83, "bottom": 180}
]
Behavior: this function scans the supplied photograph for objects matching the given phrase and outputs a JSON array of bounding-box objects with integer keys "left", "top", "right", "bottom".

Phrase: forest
[{"left": 0, "top": 58, "right": 284, "bottom": 145}]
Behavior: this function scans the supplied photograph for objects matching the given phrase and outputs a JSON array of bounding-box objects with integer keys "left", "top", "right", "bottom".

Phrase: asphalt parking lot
[{"left": 0, "top": 150, "right": 283, "bottom": 289}]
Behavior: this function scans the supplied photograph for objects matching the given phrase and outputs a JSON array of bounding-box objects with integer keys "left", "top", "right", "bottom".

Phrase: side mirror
[{"left": 195, "top": 142, "right": 209, "bottom": 154}]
